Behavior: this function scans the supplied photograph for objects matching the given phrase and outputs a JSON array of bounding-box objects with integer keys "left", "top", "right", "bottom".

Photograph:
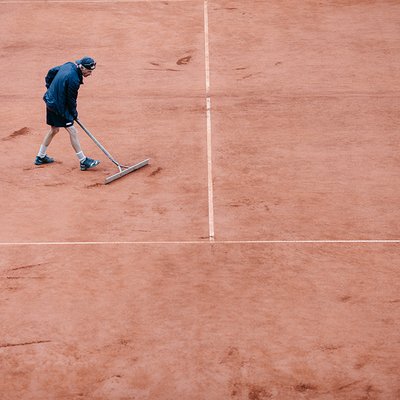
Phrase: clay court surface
[{"left": 1, "top": 0, "right": 399, "bottom": 399}]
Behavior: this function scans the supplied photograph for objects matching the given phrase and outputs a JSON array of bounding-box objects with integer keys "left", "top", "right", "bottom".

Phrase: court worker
[{"left": 35, "top": 56, "right": 100, "bottom": 171}]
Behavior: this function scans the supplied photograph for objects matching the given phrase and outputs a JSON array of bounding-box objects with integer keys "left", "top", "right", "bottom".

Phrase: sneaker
[
  {"left": 34, "top": 155, "right": 54, "bottom": 165},
  {"left": 80, "top": 157, "right": 100, "bottom": 171}
]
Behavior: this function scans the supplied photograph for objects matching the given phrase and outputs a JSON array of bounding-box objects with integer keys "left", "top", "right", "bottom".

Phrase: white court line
[
  {"left": 0, "top": 240, "right": 398, "bottom": 246},
  {"left": 203, "top": 0, "right": 215, "bottom": 241},
  {"left": 0, "top": 0, "right": 191, "bottom": 3}
]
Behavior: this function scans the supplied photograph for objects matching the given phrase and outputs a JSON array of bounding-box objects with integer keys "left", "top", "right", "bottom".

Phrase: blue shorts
[{"left": 46, "top": 108, "right": 73, "bottom": 128}]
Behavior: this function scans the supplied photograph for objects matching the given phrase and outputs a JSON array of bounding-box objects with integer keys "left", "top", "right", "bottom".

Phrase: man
[{"left": 34, "top": 57, "right": 100, "bottom": 170}]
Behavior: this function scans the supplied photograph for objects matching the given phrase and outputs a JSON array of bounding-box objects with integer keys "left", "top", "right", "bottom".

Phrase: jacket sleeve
[
  {"left": 65, "top": 78, "right": 80, "bottom": 121},
  {"left": 45, "top": 66, "right": 60, "bottom": 88}
]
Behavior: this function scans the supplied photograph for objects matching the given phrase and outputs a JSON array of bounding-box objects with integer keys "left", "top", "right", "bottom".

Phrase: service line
[
  {"left": 0, "top": 0, "right": 191, "bottom": 3},
  {"left": 203, "top": 0, "right": 215, "bottom": 241},
  {"left": 0, "top": 240, "right": 399, "bottom": 246}
]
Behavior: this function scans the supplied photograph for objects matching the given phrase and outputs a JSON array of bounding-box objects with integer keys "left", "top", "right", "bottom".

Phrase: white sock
[
  {"left": 76, "top": 151, "right": 86, "bottom": 162},
  {"left": 38, "top": 145, "right": 47, "bottom": 158}
]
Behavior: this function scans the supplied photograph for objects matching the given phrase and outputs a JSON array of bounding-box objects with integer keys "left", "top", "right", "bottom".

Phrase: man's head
[{"left": 76, "top": 56, "right": 96, "bottom": 77}]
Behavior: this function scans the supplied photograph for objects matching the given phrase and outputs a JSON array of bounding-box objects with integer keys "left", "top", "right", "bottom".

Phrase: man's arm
[
  {"left": 65, "top": 79, "right": 80, "bottom": 121},
  {"left": 45, "top": 66, "right": 61, "bottom": 88}
]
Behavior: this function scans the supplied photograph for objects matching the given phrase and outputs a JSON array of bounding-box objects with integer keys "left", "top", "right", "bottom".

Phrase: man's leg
[
  {"left": 42, "top": 126, "right": 59, "bottom": 147},
  {"left": 65, "top": 125, "right": 84, "bottom": 158},
  {"left": 65, "top": 125, "right": 100, "bottom": 170},
  {"left": 34, "top": 126, "right": 58, "bottom": 165}
]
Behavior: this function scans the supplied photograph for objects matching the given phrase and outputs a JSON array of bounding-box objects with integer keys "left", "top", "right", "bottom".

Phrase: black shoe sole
[
  {"left": 34, "top": 159, "right": 54, "bottom": 165},
  {"left": 80, "top": 161, "right": 100, "bottom": 171}
]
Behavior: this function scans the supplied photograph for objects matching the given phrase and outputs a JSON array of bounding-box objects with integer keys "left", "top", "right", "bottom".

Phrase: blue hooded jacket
[{"left": 43, "top": 62, "right": 83, "bottom": 123}]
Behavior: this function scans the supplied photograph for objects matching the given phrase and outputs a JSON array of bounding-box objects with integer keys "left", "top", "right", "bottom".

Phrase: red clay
[
  {"left": 1, "top": 244, "right": 399, "bottom": 399},
  {"left": 0, "top": 1, "right": 399, "bottom": 399}
]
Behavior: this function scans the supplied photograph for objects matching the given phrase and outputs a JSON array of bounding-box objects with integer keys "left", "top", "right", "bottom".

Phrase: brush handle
[{"left": 75, "top": 119, "right": 120, "bottom": 167}]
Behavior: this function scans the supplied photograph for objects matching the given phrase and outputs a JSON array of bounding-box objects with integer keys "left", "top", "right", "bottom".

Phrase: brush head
[{"left": 105, "top": 159, "right": 150, "bottom": 184}]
